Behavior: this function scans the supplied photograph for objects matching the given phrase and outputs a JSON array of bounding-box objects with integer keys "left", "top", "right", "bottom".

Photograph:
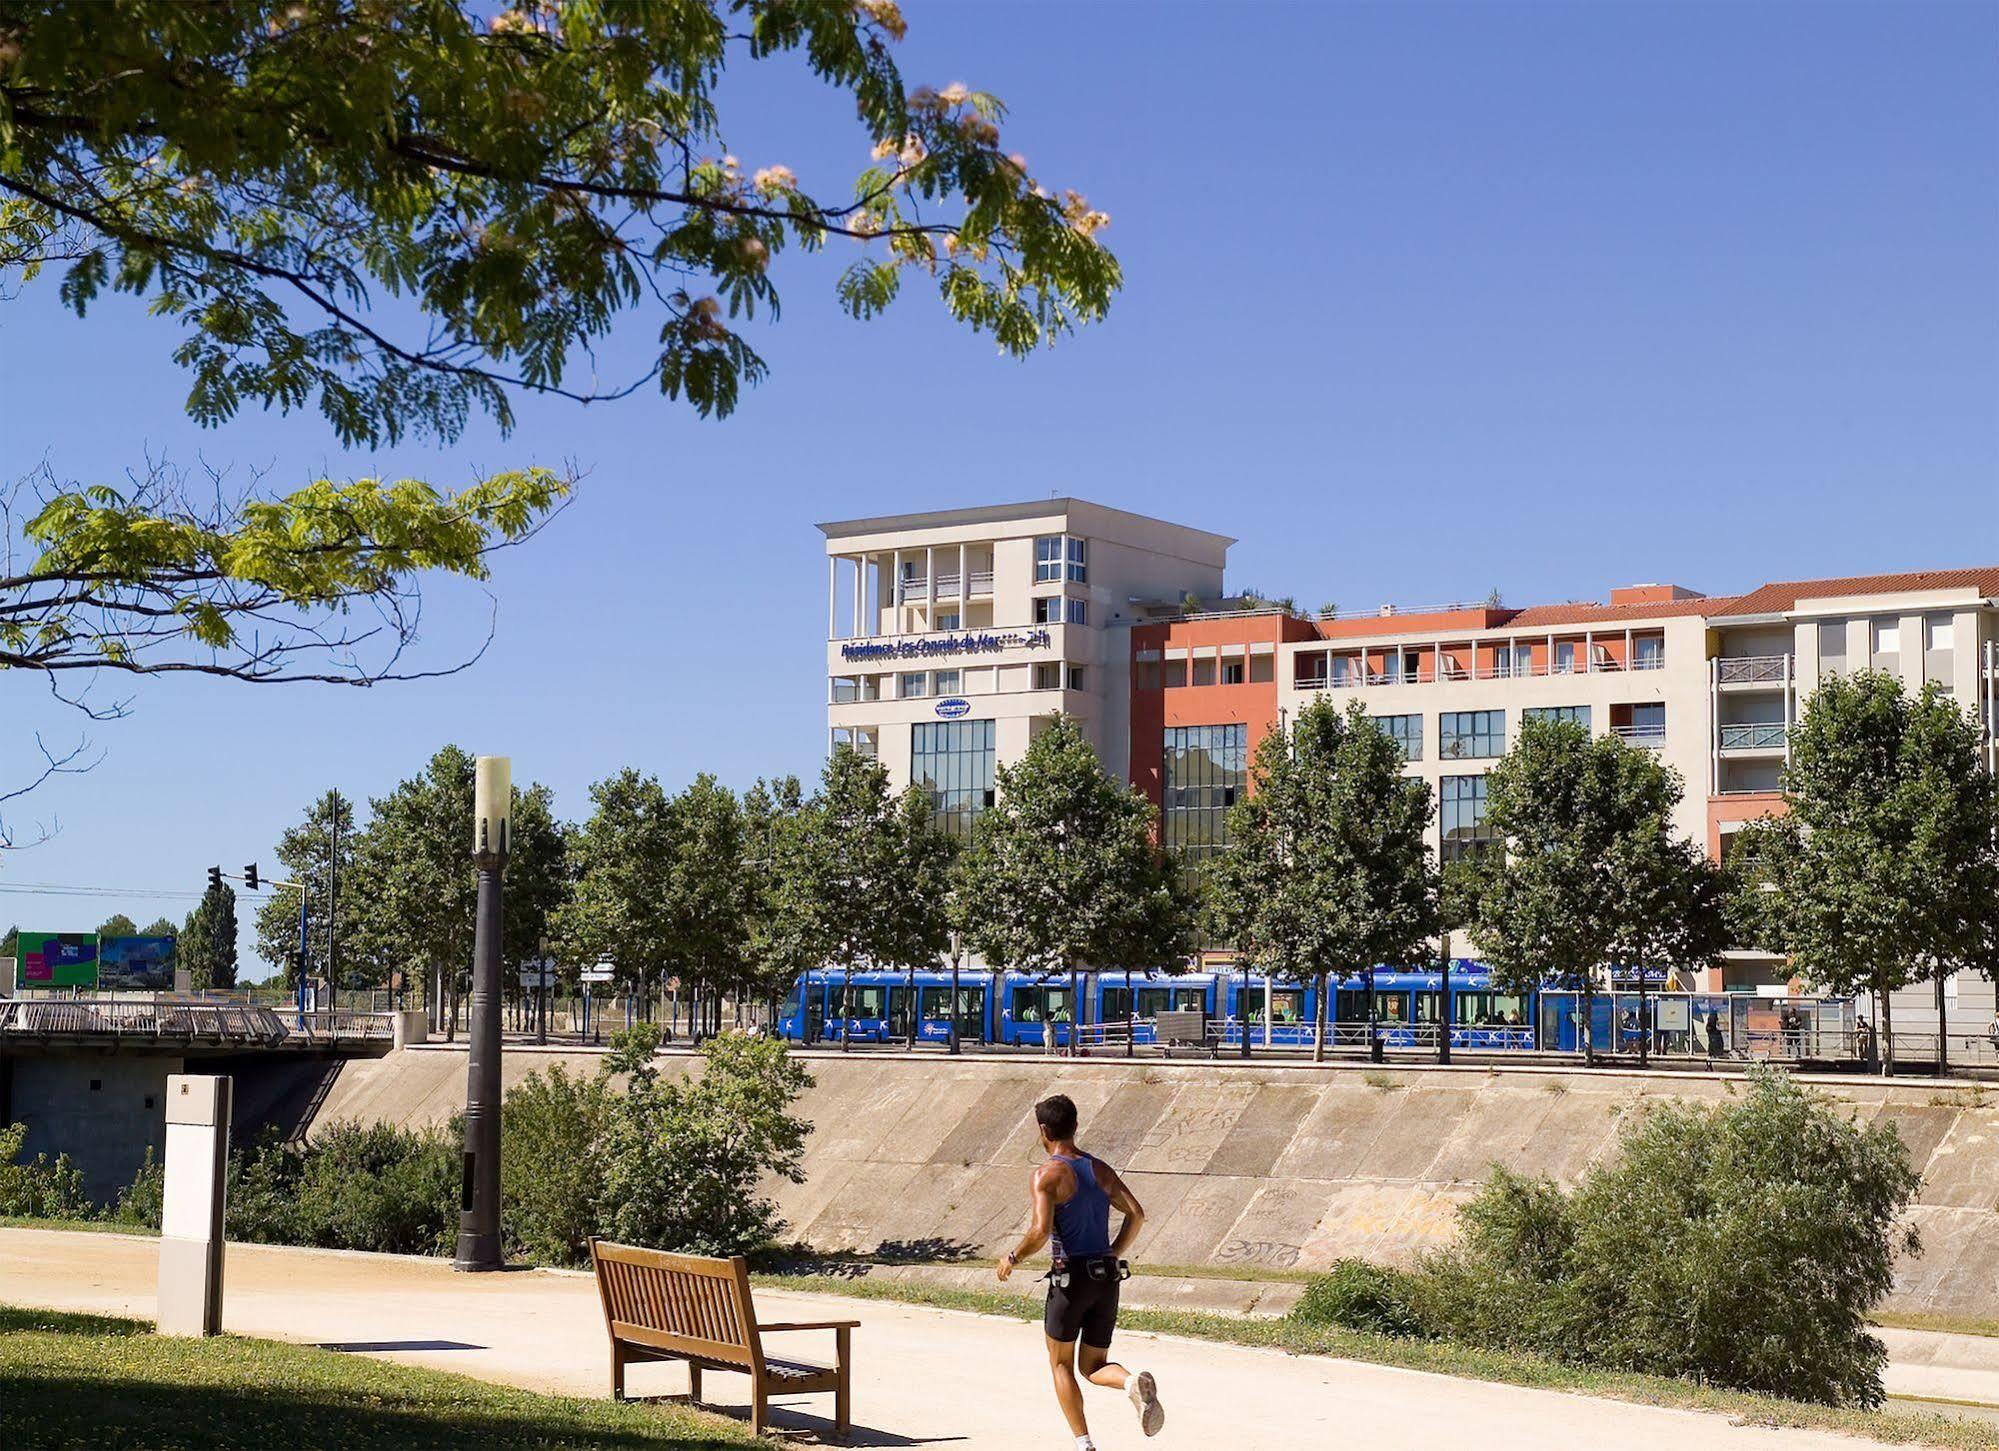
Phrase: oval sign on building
[{"left": 935, "top": 697, "right": 972, "bottom": 719}]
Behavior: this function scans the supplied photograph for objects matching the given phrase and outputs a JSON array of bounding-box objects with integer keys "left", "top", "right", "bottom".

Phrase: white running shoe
[{"left": 1128, "top": 1369, "right": 1165, "bottom": 1436}]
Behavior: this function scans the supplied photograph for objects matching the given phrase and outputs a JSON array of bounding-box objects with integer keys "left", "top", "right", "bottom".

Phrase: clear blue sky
[{"left": 0, "top": 1, "right": 1993, "bottom": 973}]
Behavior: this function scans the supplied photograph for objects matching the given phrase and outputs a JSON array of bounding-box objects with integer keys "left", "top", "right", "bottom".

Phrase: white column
[
  {"left": 853, "top": 556, "right": 866, "bottom": 638},
  {"left": 926, "top": 545, "right": 937, "bottom": 617},
  {"left": 958, "top": 543, "right": 969, "bottom": 606},
  {"left": 891, "top": 549, "right": 903, "bottom": 630},
  {"left": 827, "top": 556, "right": 838, "bottom": 639}
]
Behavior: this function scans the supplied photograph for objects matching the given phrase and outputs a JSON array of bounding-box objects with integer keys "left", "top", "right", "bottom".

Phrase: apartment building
[
  {"left": 820, "top": 499, "right": 1231, "bottom": 835},
  {"left": 819, "top": 498, "right": 1999, "bottom": 1010}
]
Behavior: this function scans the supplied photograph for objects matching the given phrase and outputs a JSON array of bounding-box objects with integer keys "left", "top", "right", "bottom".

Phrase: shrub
[
  {"left": 111, "top": 1149, "right": 164, "bottom": 1229},
  {"left": 1413, "top": 1067, "right": 1917, "bottom": 1407},
  {"left": 227, "top": 1122, "right": 458, "bottom": 1256},
  {"left": 1289, "top": 1259, "right": 1426, "bottom": 1338},
  {"left": 503, "top": 1062, "right": 612, "bottom": 1267},
  {"left": 597, "top": 1030, "right": 813, "bottom": 1257},
  {"left": 0, "top": 1122, "right": 90, "bottom": 1220}
]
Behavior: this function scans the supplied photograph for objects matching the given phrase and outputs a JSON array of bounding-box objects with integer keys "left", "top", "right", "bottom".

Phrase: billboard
[
  {"left": 99, "top": 935, "right": 177, "bottom": 992},
  {"left": 19, "top": 931, "right": 100, "bottom": 988}
]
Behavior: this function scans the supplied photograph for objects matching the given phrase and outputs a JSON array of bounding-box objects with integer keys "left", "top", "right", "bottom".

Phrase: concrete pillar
[
  {"left": 827, "top": 556, "right": 838, "bottom": 638},
  {"left": 157, "top": 1074, "right": 231, "bottom": 1338}
]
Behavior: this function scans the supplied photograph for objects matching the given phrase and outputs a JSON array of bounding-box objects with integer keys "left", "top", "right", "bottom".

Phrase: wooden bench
[{"left": 589, "top": 1238, "right": 855, "bottom": 1438}]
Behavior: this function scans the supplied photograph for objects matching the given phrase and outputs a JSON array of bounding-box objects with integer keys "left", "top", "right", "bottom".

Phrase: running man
[{"left": 997, "top": 1093, "right": 1165, "bottom": 1447}]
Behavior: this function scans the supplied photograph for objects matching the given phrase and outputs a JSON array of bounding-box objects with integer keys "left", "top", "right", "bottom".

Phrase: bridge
[{"left": 0, "top": 998, "right": 397, "bottom": 1052}]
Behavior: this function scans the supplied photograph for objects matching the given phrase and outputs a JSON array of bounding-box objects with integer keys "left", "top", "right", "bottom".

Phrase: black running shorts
[{"left": 1044, "top": 1266, "right": 1120, "bottom": 1348}]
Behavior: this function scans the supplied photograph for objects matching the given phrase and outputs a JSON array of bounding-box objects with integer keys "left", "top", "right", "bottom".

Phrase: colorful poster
[
  {"left": 99, "top": 935, "right": 177, "bottom": 992},
  {"left": 19, "top": 931, "right": 99, "bottom": 988}
]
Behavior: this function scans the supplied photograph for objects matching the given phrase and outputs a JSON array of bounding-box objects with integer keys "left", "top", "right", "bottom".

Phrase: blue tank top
[{"left": 1049, "top": 1153, "right": 1113, "bottom": 1262}]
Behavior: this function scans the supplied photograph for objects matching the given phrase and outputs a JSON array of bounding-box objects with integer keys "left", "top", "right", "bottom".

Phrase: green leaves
[
  {"left": 5, "top": 461, "right": 569, "bottom": 685},
  {"left": 1209, "top": 699, "right": 1440, "bottom": 990},
  {"left": 0, "top": 1, "right": 1120, "bottom": 443},
  {"left": 1741, "top": 671, "right": 1999, "bottom": 1063},
  {"left": 955, "top": 715, "right": 1192, "bottom": 974}
]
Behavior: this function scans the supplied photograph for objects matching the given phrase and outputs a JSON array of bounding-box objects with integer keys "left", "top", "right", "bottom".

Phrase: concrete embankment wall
[{"left": 311, "top": 1047, "right": 1999, "bottom": 1318}]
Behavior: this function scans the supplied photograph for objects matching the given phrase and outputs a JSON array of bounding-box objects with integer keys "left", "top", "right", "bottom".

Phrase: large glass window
[
  {"left": 1066, "top": 598, "right": 1089, "bottom": 626},
  {"left": 912, "top": 719, "right": 996, "bottom": 840},
  {"left": 1523, "top": 705, "right": 1591, "bottom": 731},
  {"left": 1034, "top": 536, "right": 1062, "bottom": 583},
  {"left": 1066, "top": 538, "right": 1088, "bottom": 583},
  {"left": 1441, "top": 774, "right": 1496, "bottom": 864},
  {"left": 1162, "top": 723, "right": 1247, "bottom": 861},
  {"left": 1374, "top": 714, "right": 1423, "bottom": 762},
  {"left": 1440, "top": 710, "right": 1504, "bottom": 759}
]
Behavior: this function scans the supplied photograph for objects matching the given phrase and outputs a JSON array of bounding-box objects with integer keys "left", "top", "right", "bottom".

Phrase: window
[
  {"left": 1066, "top": 537, "right": 1088, "bottom": 583},
  {"left": 1523, "top": 705, "right": 1591, "bottom": 731},
  {"left": 1162, "top": 723, "right": 1247, "bottom": 862},
  {"left": 899, "top": 671, "right": 928, "bottom": 698},
  {"left": 1032, "top": 661, "right": 1062, "bottom": 691},
  {"left": 1374, "top": 714, "right": 1423, "bottom": 762},
  {"left": 1191, "top": 656, "right": 1217, "bottom": 686},
  {"left": 1137, "top": 658, "right": 1161, "bottom": 690},
  {"left": 1034, "top": 536, "right": 1062, "bottom": 583},
  {"left": 1331, "top": 657, "right": 1351, "bottom": 686},
  {"left": 1818, "top": 619, "right": 1847, "bottom": 677},
  {"left": 1221, "top": 659, "right": 1245, "bottom": 686},
  {"left": 1871, "top": 617, "right": 1900, "bottom": 671},
  {"left": 1033, "top": 595, "right": 1061, "bottom": 625},
  {"left": 936, "top": 611, "right": 960, "bottom": 632},
  {"left": 1162, "top": 658, "right": 1187, "bottom": 688},
  {"left": 1066, "top": 598, "right": 1089, "bottom": 626},
  {"left": 1554, "top": 641, "right": 1577, "bottom": 674},
  {"left": 1633, "top": 636, "right": 1664, "bottom": 670},
  {"left": 1926, "top": 614, "right": 1955, "bottom": 686},
  {"left": 831, "top": 675, "right": 860, "bottom": 704},
  {"left": 933, "top": 669, "right": 962, "bottom": 696},
  {"left": 1441, "top": 774, "right": 1496, "bottom": 864},
  {"left": 1440, "top": 710, "right": 1504, "bottom": 759},
  {"left": 912, "top": 719, "right": 996, "bottom": 839},
  {"left": 1010, "top": 984, "right": 1072, "bottom": 1026},
  {"left": 830, "top": 726, "right": 877, "bottom": 759},
  {"left": 1249, "top": 653, "right": 1274, "bottom": 684},
  {"left": 1067, "top": 665, "right": 1086, "bottom": 691},
  {"left": 1927, "top": 616, "right": 1954, "bottom": 651}
]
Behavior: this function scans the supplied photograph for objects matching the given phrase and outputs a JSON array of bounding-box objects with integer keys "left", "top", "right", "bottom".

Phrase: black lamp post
[{"left": 454, "top": 755, "right": 509, "bottom": 1272}]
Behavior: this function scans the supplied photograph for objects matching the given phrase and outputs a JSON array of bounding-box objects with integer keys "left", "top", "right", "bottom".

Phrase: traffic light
[
  {"left": 243, "top": 863, "right": 259, "bottom": 891},
  {"left": 207, "top": 865, "right": 222, "bottom": 892}
]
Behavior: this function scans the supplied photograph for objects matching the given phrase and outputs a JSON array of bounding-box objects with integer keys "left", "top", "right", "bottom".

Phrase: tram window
[
  {"left": 1413, "top": 991, "right": 1444, "bottom": 1023},
  {"left": 1103, "top": 987, "right": 1133, "bottom": 1019},
  {"left": 1011, "top": 986, "right": 1072, "bottom": 1024},
  {"left": 1046, "top": 988, "right": 1072, "bottom": 1023},
  {"left": 1250, "top": 989, "right": 1305, "bottom": 1024},
  {"left": 1174, "top": 987, "right": 1206, "bottom": 1012},
  {"left": 1335, "top": 989, "right": 1370, "bottom": 1022},
  {"left": 922, "top": 986, "right": 985, "bottom": 1026},
  {"left": 1136, "top": 987, "right": 1173, "bottom": 1017},
  {"left": 1374, "top": 992, "right": 1408, "bottom": 1023},
  {"left": 1456, "top": 992, "right": 1526, "bottom": 1026},
  {"left": 846, "top": 985, "right": 887, "bottom": 1018}
]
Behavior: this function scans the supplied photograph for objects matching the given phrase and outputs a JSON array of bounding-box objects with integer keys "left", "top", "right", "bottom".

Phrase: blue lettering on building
[{"left": 839, "top": 628, "right": 1051, "bottom": 662}]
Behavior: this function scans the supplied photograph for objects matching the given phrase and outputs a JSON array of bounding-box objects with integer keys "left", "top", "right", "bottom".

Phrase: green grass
[
  {"left": 0, "top": 1304, "right": 760, "bottom": 1449},
  {"left": 1879, "top": 1309, "right": 1999, "bottom": 1341},
  {"left": 753, "top": 1272, "right": 1999, "bottom": 1451},
  {"left": 0, "top": 1215, "right": 149, "bottom": 1235}
]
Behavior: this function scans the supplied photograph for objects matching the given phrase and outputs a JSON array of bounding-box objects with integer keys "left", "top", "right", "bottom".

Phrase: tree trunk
[
  {"left": 1313, "top": 970, "right": 1328, "bottom": 1064},
  {"left": 1881, "top": 984, "right": 1895, "bottom": 1077},
  {"left": 1636, "top": 961, "right": 1649, "bottom": 1069}
]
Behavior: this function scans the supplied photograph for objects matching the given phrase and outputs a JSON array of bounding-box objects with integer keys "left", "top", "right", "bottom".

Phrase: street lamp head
[{"left": 473, "top": 755, "right": 512, "bottom": 863}]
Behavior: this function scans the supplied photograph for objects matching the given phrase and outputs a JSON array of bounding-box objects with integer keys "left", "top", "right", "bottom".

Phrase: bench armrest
[{"left": 760, "top": 1320, "right": 861, "bottom": 1332}]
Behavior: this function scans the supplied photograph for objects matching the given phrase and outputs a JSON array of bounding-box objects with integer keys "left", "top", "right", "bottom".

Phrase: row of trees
[{"left": 245, "top": 670, "right": 1999, "bottom": 1070}]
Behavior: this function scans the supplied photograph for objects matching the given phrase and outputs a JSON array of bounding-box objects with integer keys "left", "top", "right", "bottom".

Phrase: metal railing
[
  {"left": 1719, "top": 722, "right": 1788, "bottom": 750},
  {"left": 1717, "top": 655, "right": 1790, "bottom": 685},
  {"left": 1612, "top": 724, "right": 1667, "bottom": 748},
  {"left": 0, "top": 999, "right": 291, "bottom": 1044},
  {"left": 286, "top": 1009, "right": 397, "bottom": 1042},
  {"left": 1293, "top": 651, "right": 1666, "bottom": 691},
  {"left": 895, "top": 570, "right": 995, "bottom": 603}
]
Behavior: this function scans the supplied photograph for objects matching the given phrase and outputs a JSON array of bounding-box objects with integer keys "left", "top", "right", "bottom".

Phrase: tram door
[{"left": 803, "top": 980, "right": 827, "bottom": 1041}]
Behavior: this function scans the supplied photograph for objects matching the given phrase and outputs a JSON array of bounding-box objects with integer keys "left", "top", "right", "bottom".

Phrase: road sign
[
  {"left": 519, "top": 969, "right": 555, "bottom": 990},
  {"left": 580, "top": 967, "right": 615, "bottom": 984}
]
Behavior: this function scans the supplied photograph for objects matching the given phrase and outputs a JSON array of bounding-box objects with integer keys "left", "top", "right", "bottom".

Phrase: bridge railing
[{"left": 0, "top": 997, "right": 397, "bottom": 1046}]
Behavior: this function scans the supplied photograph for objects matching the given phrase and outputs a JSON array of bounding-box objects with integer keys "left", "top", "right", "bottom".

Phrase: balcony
[
  {"left": 1720, "top": 722, "right": 1788, "bottom": 752},
  {"left": 1612, "top": 723, "right": 1666, "bottom": 749},
  {"left": 1291, "top": 647, "right": 1666, "bottom": 691},
  {"left": 1716, "top": 655, "right": 1791, "bottom": 687},
  {"left": 895, "top": 570, "right": 995, "bottom": 604}
]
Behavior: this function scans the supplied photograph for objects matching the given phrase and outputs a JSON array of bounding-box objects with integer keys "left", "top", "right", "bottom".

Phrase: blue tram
[{"left": 777, "top": 962, "right": 1540, "bottom": 1050}]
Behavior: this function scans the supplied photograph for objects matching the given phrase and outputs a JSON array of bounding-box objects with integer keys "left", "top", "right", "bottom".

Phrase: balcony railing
[
  {"left": 1717, "top": 655, "right": 1790, "bottom": 685},
  {"left": 1292, "top": 649, "right": 1665, "bottom": 691},
  {"left": 895, "top": 570, "right": 995, "bottom": 603},
  {"left": 1720, "top": 722, "right": 1788, "bottom": 751},
  {"left": 1612, "top": 723, "right": 1667, "bottom": 749}
]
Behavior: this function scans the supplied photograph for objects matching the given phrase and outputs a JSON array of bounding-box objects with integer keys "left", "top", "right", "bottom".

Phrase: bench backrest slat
[{"left": 590, "top": 1239, "right": 762, "bottom": 1371}]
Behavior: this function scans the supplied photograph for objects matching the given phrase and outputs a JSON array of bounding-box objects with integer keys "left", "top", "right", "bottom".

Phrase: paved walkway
[{"left": 0, "top": 1228, "right": 1946, "bottom": 1449}]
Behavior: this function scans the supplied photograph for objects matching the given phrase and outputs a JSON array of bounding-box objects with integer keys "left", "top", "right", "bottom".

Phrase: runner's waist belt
[{"left": 1045, "top": 1255, "right": 1128, "bottom": 1289}]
